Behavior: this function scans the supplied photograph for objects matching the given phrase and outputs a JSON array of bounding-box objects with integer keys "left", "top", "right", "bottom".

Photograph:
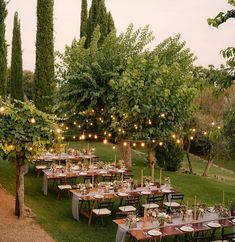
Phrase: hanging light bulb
[
  {"left": 123, "top": 142, "right": 127, "bottom": 147},
  {"left": 103, "top": 139, "right": 107, "bottom": 144},
  {"left": 73, "top": 136, "right": 76, "bottom": 139},
  {"left": 112, "top": 145, "right": 116, "bottom": 150},
  {"left": 211, "top": 121, "right": 215, "bottom": 126},
  {"left": 160, "top": 113, "right": 165, "bottom": 118},
  {"left": 132, "top": 143, "right": 136, "bottom": 147},
  {"left": 190, "top": 136, "right": 194, "bottom": 140},
  {"left": 108, "top": 133, "right": 112, "bottom": 137},
  {"left": 88, "top": 134, "right": 92, "bottom": 138},
  {"left": 192, "top": 128, "right": 196, "bottom": 132},
  {"left": 203, "top": 131, "right": 207, "bottom": 136},
  {"left": 73, "top": 121, "right": 77, "bottom": 125},
  {"left": 141, "top": 142, "right": 145, "bottom": 147},
  {"left": 172, "top": 134, "right": 176, "bottom": 139},
  {"left": 30, "top": 117, "right": 36, "bottom": 124},
  {"left": 152, "top": 139, "right": 156, "bottom": 143},
  {"left": 176, "top": 139, "right": 181, "bottom": 144},
  {"left": 94, "top": 134, "right": 98, "bottom": 139},
  {"left": 0, "top": 106, "right": 5, "bottom": 112},
  {"left": 159, "top": 141, "right": 163, "bottom": 146}
]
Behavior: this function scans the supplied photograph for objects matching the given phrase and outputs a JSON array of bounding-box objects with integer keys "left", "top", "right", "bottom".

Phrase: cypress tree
[
  {"left": 34, "top": 0, "right": 55, "bottom": 112},
  {"left": 80, "top": 0, "right": 87, "bottom": 38},
  {"left": 0, "top": 0, "right": 7, "bottom": 98},
  {"left": 85, "top": 0, "right": 115, "bottom": 47},
  {"left": 10, "top": 12, "right": 24, "bottom": 101}
]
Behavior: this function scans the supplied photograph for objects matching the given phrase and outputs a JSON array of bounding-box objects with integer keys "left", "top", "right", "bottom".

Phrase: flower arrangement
[
  {"left": 214, "top": 204, "right": 230, "bottom": 217},
  {"left": 157, "top": 212, "right": 170, "bottom": 226},
  {"left": 116, "top": 159, "right": 125, "bottom": 168},
  {"left": 193, "top": 204, "right": 206, "bottom": 220}
]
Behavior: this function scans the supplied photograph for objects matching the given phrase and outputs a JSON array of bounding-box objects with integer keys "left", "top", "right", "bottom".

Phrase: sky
[{"left": 5, "top": 0, "right": 235, "bottom": 71}]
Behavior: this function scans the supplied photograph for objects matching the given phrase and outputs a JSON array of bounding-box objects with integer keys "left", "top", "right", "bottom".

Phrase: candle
[
  {"left": 194, "top": 195, "right": 197, "bottom": 220},
  {"left": 186, "top": 200, "right": 188, "bottom": 211},
  {"left": 87, "top": 143, "right": 90, "bottom": 150},
  {"left": 92, "top": 175, "right": 94, "bottom": 188},
  {"left": 222, "top": 190, "right": 225, "bottom": 206},
  {"left": 151, "top": 165, "right": 154, "bottom": 182},
  {"left": 114, "top": 154, "right": 117, "bottom": 163},
  {"left": 159, "top": 169, "right": 162, "bottom": 185},
  {"left": 141, "top": 169, "right": 143, "bottom": 187},
  {"left": 121, "top": 172, "right": 124, "bottom": 188}
]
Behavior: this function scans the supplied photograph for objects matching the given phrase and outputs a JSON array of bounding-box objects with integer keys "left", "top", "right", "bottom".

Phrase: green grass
[{"left": 0, "top": 141, "right": 235, "bottom": 242}]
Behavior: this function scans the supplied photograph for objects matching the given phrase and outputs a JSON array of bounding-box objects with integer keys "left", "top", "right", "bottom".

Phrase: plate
[
  {"left": 141, "top": 191, "right": 151, "bottom": 195},
  {"left": 99, "top": 171, "right": 107, "bottom": 174},
  {"left": 79, "top": 172, "right": 87, "bottom": 175},
  {"left": 207, "top": 222, "right": 221, "bottom": 228},
  {"left": 161, "top": 189, "right": 171, "bottom": 193},
  {"left": 93, "top": 194, "right": 104, "bottom": 199},
  {"left": 118, "top": 169, "right": 125, "bottom": 173},
  {"left": 117, "top": 192, "right": 128, "bottom": 197},
  {"left": 232, "top": 218, "right": 235, "bottom": 223},
  {"left": 58, "top": 173, "right": 66, "bottom": 177},
  {"left": 147, "top": 229, "right": 162, "bottom": 236},
  {"left": 180, "top": 226, "right": 194, "bottom": 232}
]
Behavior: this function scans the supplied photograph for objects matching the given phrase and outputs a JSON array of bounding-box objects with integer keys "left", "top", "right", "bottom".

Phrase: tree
[
  {"left": 10, "top": 12, "right": 24, "bottom": 101},
  {"left": 34, "top": 0, "right": 55, "bottom": 113},
  {"left": 23, "top": 70, "right": 34, "bottom": 101},
  {"left": 0, "top": 0, "right": 7, "bottom": 98},
  {"left": 85, "top": 0, "right": 115, "bottom": 47},
  {"left": 0, "top": 98, "right": 56, "bottom": 218},
  {"left": 109, "top": 34, "right": 196, "bottom": 175},
  {"left": 208, "top": 0, "right": 235, "bottom": 87},
  {"left": 80, "top": 0, "right": 87, "bottom": 38}
]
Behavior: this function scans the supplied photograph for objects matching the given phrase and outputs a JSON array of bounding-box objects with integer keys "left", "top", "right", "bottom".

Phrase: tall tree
[
  {"left": 10, "top": 12, "right": 24, "bottom": 101},
  {"left": 208, "top": 0, "right": 235, "bottom": 87},
  {"left": 0, "top": 0, "right": 7, "bottom": 98},
  {"left": 34, "top": 0, "right": 55, "bottom": 113},
  {"left": 85, "top": 0, "right": 115, "bottom": 47},
  {"left": 80, "top": 0, "right": 87, "bottom": 38}
]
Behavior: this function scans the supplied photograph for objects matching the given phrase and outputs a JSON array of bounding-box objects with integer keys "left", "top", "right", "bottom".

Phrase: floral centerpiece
[
  {"left": 116, "top": 159, "right": 125, "bottom": 169},
  {"left": 214, "top": 204, "right": 230, "bottom": 217},
  {"left": 193, "top": 204, "right": 206, "bottom": 220},
  {"left": 157, "top": 212, "right": 170, "bottom": 226}
]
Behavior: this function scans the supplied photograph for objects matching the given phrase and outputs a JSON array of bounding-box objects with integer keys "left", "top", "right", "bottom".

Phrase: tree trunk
[
  {"left": 119, "top": 139, "right": 132, "bottom": 168},
  {"left": 203, "top": 155, "right": 213, "bottom": 176},
  {"left": 185, "top": 137, "right": 193, "bottom": 174},
  {"left": 15, "top": 160, "right": 26, "bottom": 218}
]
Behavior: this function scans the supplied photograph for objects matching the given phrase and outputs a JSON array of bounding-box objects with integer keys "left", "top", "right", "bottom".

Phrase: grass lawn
[{"left": 0, "top": 141, "right": 234, "bottom": 242}]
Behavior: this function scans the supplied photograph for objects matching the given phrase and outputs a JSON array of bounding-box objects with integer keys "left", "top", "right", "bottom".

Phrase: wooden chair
[
  {"left": 92, "top": 200, "right": 114, "bottom": 225},
  {"left": 119, "top": 196, "right": 140, "bottom": 213},
  {"left": 142, "top": 194, "right": 164, "bottom": 210},
  {"left": 163, "top": 193, "right": 184, "bottom": 212},
  {"left": 57, "top": 178, "right": 74, "bottom": 199}
]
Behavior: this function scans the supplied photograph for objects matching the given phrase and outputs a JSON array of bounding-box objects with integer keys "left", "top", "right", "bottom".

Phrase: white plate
[
  {"left": 93, "top": 194, "right": 104, "bottom": 199},
  {"left": 141, "top": 191, "right": 151, "bottom": 195},
  {"left": 161, "top": 189, "right": 171, "bottom": 193},
  {"left": 58, "top": 173, "right": 66, "bottom": 177},
  {"left": 232, "top": 218, "right": 235, "bottom": 223},
  {"left": 79, "top": 172, "right": 87, "bottom": 175},
  {"left": 147, "top": 229, "right": 162, "bottom": 236},
  {"left": 117, "top": 192, "right": 128, "bottom": 197},
  {"left": 118, "top": 169, "right": 125, "bottom": 173},
  {"left": 99, "top": 171, "right": 107, "bottom": 174},
  {"left": 180, "top": 226, "right": 194, "bottom": 232},
  {"left": 207, "top": 222, "right": 221, "bottom": 228}
]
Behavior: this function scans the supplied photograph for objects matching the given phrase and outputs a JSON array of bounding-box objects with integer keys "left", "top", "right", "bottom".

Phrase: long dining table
[
  {"left": 71, "top": 185, "right": 176, "bottom": 225},
  {"left": 114, "top": 212, "right": 235, "bottom": 242},
  {"left": 42, "top": 166, "right": 127, "bottom": 195}
]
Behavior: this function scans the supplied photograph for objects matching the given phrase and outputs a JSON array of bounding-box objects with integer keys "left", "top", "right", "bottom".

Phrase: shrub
[{"left": 155, "top": 139, "right": 184, "bottom": 171}]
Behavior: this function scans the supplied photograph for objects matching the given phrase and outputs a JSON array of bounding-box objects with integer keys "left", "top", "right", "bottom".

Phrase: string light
[
  {"left": 78, "top": 125, "right": 81, "bottom": 128},
  {"left": 56, "top": 128, "right": 61, "bottom": 133},
  {"left": 118, "top": 128, "right": 122, "bottom": 132},
  {"left": 90, "top": 123, "right": 93, "bottom": 126},
  {"left": 133, "top": 143, "right": 136, "bottom": 147},
  {"left": 122, "top": 130, "right": 125, "bottom": 134},
  {"left": 190, "top": 136, "right": 194, "bottom": 140},
  {"left": 66, "top": 126, "right": 69, "bottom": 130},
  {"left": 50, "top": 148, "right": 54, "bottom": 152},
  {"left": 29, "top": 147, "right": 33, "bottom": 151},
  {"left": 123, "top": 142, "right": 127, "bottom": 147},
  {"left": 141, "top": 142, "right": 145, "bottom": 147},
  {"left": 73, "top": 136, "right": 76, "bottom": 139},
  {"left": 103, "top": 139, "right": 107, "bottom": 144},
  {"left": 217, "top": 126, "right": 221, "bottom": 129},
  {"left": 112, "top": 145, "right": 116, "bottom": 149},
  {"left": 152, "top": 140, "right": 156, "bottom": 143},
  {"left": 88, "top": 134, "right": 92, "bottom": 138},
  {"left": 159, "top": 141, "right": 163, "bottom": 146},
  {"left": 203, "top": 131, "right": 207, "bottom": 136},
  {"left": 160, "top": 113, "right": 165, "bottom": 118},
  {"left": 148, "top": 119, "right": 152, "bottom": 125},
  {"left": 176, "top": 139, "right": 181, "bottom": 144},
  {"left": 192, "top": 128, "right": 196, "bottom": 132},
  {"left": 73, "top": 121, "right": 77, "bottom": 125},
  {"left": 108, "top": 133, "right": 112, "bottom": 137},
  {"left": 94, "top": 135, "right": 98, "bottom": 139},
  {"left": 172, "top": 134, "right": 176, "bottom": 139},
  {"left": 91, "top": 148, "right": 95, "bottom": 152},
  {"left": 104, "top": 131, "right": 107, "bottom": 135},
  {"left": 30, "top": 118, "right": 36, "bottom": 124},
  {"left": 211, "top": 121, "right": 215, "bottom": 126},
  {"left": 0, "top": 106, "right": 5, "bottom": 112},
  {"left": 62, "top": 137, "right": 65, "bottom": 140}
]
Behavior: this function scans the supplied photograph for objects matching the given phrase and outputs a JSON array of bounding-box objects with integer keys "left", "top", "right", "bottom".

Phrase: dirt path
[{"left": 0, "top": 186, "right": 55, "bottom": 242}]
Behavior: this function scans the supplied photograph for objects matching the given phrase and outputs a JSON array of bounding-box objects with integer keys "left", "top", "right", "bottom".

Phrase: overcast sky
[{"left": 5, "top": 0, "right": 235, "bottom": 71}]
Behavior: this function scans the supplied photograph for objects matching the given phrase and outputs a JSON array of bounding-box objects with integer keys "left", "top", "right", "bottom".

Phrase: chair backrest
[
  {"left": 171, "top": 194, "right": 184, "bottom": 204},
  {"left": 60, "top": 178, "right": 74, "bottom": 185},
  {"left": 147, "top": 195, "right": 164, "bottom": 206},
  {"left": 98, "top": 200, "right": 114, "bottom": 210},
  {"left": 124, "top": 196, "right": 140, "bottom": 207}
]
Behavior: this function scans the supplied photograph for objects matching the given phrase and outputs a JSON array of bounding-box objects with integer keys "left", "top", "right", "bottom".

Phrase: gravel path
[{"left": 0, "top": 187, "right": 55, "bottom": 242}]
